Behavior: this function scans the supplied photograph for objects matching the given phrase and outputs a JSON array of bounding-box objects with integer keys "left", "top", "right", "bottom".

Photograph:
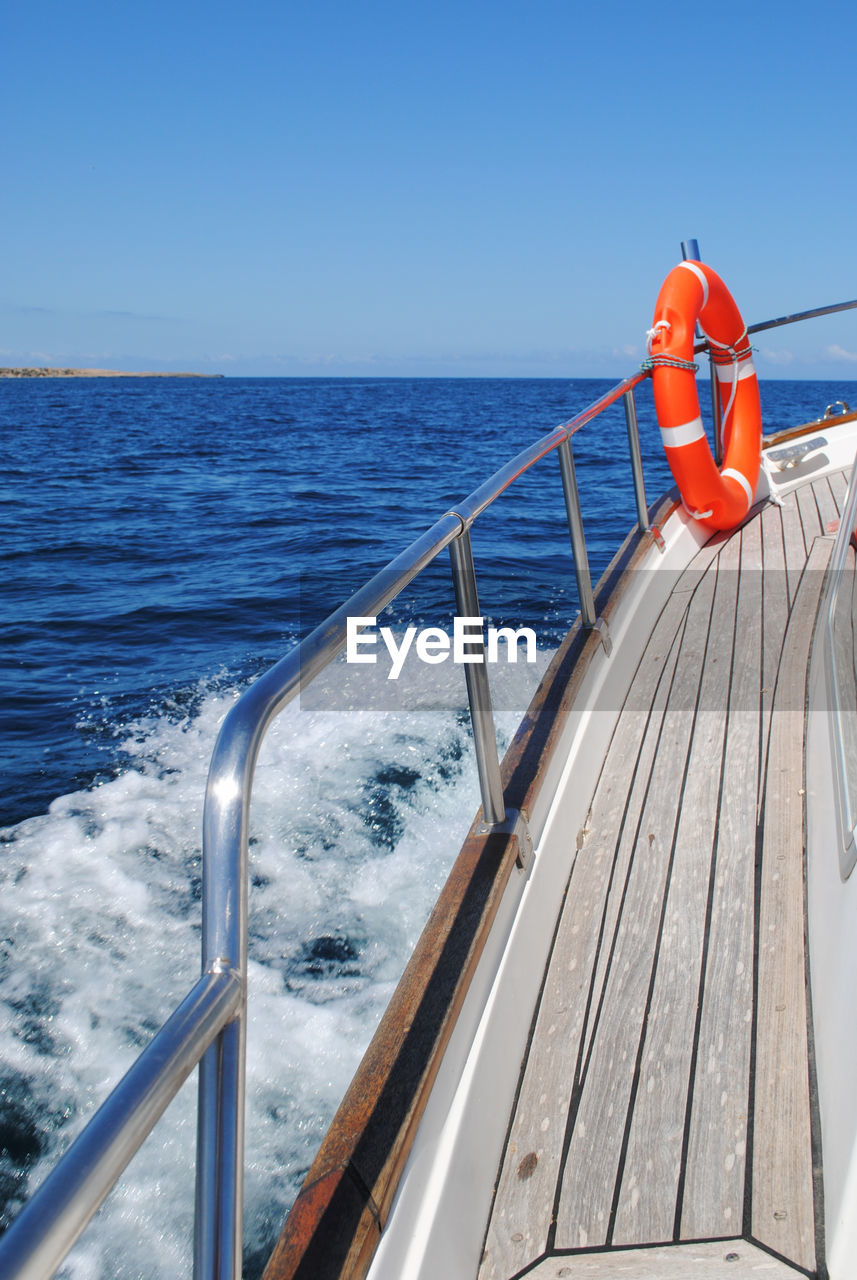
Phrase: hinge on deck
[{"left": 477, "top": 807, "right": 534, "bottom": 873}]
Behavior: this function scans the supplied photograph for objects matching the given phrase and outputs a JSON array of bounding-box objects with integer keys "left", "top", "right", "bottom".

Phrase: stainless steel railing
[
  {"left": 0, "top": 368, "right": 655, "bottom": 1280},
  {"left": 192, "top": 367, "right": 655, "bottom": 1278},
  {"left": 6, "top": 269, "right": 856, "bottom": 1279}
]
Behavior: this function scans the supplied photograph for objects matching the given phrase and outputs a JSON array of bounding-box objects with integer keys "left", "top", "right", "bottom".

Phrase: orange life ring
[{"left": 648, "top": 261, "right": 762, "bottom": 531}]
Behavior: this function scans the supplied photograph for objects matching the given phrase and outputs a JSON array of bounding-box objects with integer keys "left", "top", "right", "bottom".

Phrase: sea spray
[{"left": 1, "top": 655, "right": 546, "bottom": 1277}]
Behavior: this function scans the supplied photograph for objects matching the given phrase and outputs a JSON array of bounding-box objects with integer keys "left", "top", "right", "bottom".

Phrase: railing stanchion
[
  {"left": 449, "top": 527, "right": 506, "bottom": 827},
  {"left": 623, "top": 388, "right": 649, "bottom": 534},
  {"left": 558, "top": 436, "right": 596, "bottom": 629},
  {"left": 195, "top": 1018, "right": 244, "bottom": 1280}
]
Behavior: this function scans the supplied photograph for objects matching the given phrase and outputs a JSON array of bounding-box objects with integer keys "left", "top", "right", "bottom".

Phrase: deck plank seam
[
  {"left": 745, "top": 1234, "right": 818, "bottom": 1280},
  {"left": 827, "top": 469, "right": 848, "bottom": 513},
  {"left": 510, "top": 1234, "right": 812, "bottom": 1280},
  {"left": 806, "top": 480, "right": 825, "bottom": 538},
  {"left": 781, "top": 493, "right": 805, "bottom": 610}
]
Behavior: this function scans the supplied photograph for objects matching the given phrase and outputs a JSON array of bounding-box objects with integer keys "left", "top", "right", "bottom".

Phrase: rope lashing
[
  {"left": 705, "top": 331, "right": 757, "bottom": 440},
  {"left": 641, "top": 319, "right": 699, "bottom": 373},
  {"left": 708, "top": 339, "right": 754, "bottom": 364},
  {"left": 640, "top": 354, "right": 699, "bottom": 373}
]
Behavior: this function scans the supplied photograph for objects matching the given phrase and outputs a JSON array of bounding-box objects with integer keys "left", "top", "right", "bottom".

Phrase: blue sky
[{"left": 4, "top": 0, "right": 857, "bottom": 378}]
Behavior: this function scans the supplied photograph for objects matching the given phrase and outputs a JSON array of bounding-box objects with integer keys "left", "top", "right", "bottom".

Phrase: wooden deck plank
[
  {"left": 679, "top": 518, "right": 763, "bottom": 1240},
  {"left": 829, "top": 468, "right": 848, "bottom": 511},
  {"left": 751, "top": 536, "right": 831, "bottom": 1273},
  {"left": 779, "top": 492, "right": 807, "bottom": 606},
  {"left": 524, "top": 1239, "right": 808, "bottom": 1278},
  {"left": 478, "top": 595, "right": 691, "bottom": 1280},
  {"left": 795, "top": 482, "right": 823, "bottom": 548},
  {"left": 813, "top": 476, "right": 840, "bottom": 531},
  {"left": 554, "top": 567, "right": 719, "bottom": 1251},
  {"left": 611, "top": 537, "right": 741, "bottom": 1246}
]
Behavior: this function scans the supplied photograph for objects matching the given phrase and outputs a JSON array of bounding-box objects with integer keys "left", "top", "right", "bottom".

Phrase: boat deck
[{"left": 479, "top": 474, "right": 844, "bottom": 1280}]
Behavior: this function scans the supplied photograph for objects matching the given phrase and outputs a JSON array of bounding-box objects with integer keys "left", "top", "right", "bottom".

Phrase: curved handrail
[
  {"left": 0, "top": 368, "right": 654, "bottom": 1280},
  {"left": 193, "top": 374, "right": 653, "bottom": 1273}
]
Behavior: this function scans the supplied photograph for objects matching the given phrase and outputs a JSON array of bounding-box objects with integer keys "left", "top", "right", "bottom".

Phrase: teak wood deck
[{"left": 479, "top": 475, "right": 843, "bottom": 1280}]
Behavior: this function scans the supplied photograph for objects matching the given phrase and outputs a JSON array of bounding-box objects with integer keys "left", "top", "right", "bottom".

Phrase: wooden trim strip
[
  {"left": 763, "top": 408, "right": 857, "bottom": 449},
  {"left": 263, "top": 496, "right": 679, "bottom": 1280}
]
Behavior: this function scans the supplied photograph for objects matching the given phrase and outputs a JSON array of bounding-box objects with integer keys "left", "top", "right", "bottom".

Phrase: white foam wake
[{"left": 0, "top": 652, "right": 549, "bottom": 1277}]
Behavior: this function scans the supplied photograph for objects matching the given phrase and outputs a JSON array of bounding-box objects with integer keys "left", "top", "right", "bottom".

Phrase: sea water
[{"left": 0, "top": 375, "right": 851, "bottom": 1276}]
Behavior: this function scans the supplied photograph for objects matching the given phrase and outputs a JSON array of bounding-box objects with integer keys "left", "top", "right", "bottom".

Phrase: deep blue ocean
[{"left": 1, "top": 374, "right": 853, "bottom": 1277}]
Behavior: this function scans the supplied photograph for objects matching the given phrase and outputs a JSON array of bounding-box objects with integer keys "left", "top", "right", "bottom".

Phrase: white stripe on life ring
[
  {"left": 721, "top": 467, "right": 754, "bottom": 509},
  {"left": 678, "top": 260, "right": 709, "bottom": 307},
  {"left": 660, "top": 416, "right": 706, "bottom": 449},
  {"left": 714, "top": 355, "right": 757, "bottom": 382}
]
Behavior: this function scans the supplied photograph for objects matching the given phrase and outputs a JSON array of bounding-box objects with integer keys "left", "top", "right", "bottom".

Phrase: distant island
[{"left": 0, "top": 367, "right": 221, "bottom": 378}]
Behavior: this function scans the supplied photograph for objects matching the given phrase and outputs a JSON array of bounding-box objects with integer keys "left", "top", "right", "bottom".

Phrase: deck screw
[{"left": 725, "top": 1253, "right": 740, "bottom": 1262}]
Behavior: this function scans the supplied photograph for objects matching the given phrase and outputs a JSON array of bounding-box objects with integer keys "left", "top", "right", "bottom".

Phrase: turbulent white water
[{"left": 0, "top": 653, "right": 548, "bottom": 1277}]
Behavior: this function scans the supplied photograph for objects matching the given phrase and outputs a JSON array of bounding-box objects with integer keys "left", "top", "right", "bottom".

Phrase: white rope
[
  {"left": 646, "top": 320, "right": 671, "bottom": 354},
  {"left": 706, "top": 326, "right": 750, "bottom": 450},
  {"left": 681, "top": 497, "right": 714, "bottom": 522},
  {"left": 720, "top": 357, "right": 739, "bottom": 448}
]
